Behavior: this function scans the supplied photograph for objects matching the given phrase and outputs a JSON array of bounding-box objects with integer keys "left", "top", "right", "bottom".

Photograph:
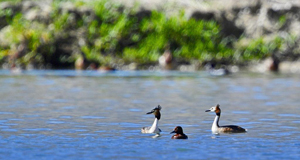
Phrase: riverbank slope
[{"left": 0, "top": 0, "right": 299, "bottom": 72}]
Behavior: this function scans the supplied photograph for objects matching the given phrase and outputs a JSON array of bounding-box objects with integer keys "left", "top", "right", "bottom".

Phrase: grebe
[
  {"left": 205, "top": 104, "right": 246, "bottom": 133},
  {"left": 205, "top": 63, "right": 230, "bottom": 76},
  {"left": 170, "top": 126, "right": 188, "bottom": 139},
  {"left": 141, "top": 105, "right": 162, "bottom": 135}
]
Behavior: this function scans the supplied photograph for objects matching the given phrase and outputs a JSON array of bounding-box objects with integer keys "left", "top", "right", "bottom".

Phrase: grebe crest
[
  {"left": 147, "top": 105, "right": 161, "bottom": 120},
  {"left": 206, "top": 104, "right": 221, "bottom": 115},
  {"left": 170, "top": 126, "right": 188, "bottom": 139},
  {"left": 141, "top": 105, "right": 162, "bottom": 135},
  {"left": 205, "top": 104, "right": 246, "bottom": 134}
]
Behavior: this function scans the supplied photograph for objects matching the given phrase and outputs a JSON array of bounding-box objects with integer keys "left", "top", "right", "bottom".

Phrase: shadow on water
[{"left": 0, "top": 70, "right": 299, "bottom": 159}]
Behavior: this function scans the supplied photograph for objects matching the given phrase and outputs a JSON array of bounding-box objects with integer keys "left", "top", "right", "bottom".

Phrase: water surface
[{"left": 0, "top": 70, "right": 299, "bottom": 159}]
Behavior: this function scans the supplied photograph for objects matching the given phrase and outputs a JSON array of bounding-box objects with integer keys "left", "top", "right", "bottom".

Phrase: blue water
[{"left": 0, "top": 70, "right": 299, "bottom": 159}]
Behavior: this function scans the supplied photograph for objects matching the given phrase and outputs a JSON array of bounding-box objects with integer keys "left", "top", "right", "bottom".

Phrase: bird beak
[
  {"left": 170, "top": 131, "right": 175, "bottom": 134},
  {"left": 205, "top": 110, "right": 211, "bottom": 112},
  {"left": 146, "top": 111, "right": 154, "bottom": 114}
]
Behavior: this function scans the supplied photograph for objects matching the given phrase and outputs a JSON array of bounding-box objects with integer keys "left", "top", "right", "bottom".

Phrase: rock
[{"left": 190, "top": 10, "right": 215, "bottom": 21}]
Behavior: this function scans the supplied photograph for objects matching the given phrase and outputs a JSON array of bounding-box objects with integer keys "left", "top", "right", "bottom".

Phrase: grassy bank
[{"left": 0, "top": 0, "right": 286, "bottom": 70}]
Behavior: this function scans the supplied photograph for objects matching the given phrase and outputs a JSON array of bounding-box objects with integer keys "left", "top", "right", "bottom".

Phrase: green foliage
[
  {"left": 0, "top": 46, "right": 9, "bottom": 63},
  {"left": 0, "top": 0, "right": 22, "bottom": 3},
  {"left": 50, "top": 2, "right": 75, "bottom": 33},
  {"left": 235, "top": 36, "right": 284, "bottom": 61},
  {"left": 0, "top": 8, "right": 13, "bottom": 23},
  {"left": 1, "top": 13, "right": 53, "bottom": 66},
  {"left": 52, "top": 12, "right": 70, "bottom": 32},
  {"left": 122, "top": 10, "right": 233, "bottom": 63},
  {"left": 0, "top": 0, "right": 289, "bottom": 69},
  {"left": 278, "top": 15, "right": 286, "bottom": 27},
  {"left": 83, "top": 3, "right": 233, "bottom": 65},
  {"left": 83, "top": 0, "right": 139, "bottom": 65}
]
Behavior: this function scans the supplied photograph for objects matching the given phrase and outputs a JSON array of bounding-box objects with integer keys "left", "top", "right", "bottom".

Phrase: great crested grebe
[
  {"left": 205, "top": 63, "right": 230, "bottom": 76},
  {"left": 205, "top": 104, "right": 246, "bottom": 133},
  {"left": 170, "top": 126, "right": 188, "bottom": 139},
  {"left": 141, "top": 105, "right": 162, "bottom": 135}
]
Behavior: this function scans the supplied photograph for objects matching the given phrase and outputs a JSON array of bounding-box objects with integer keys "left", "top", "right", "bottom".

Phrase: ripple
[
  {"left": 260, "top": 112, "right": 274, "bottom": 115},
  {"left": 59, "top": 115, "right": 72, "bottom": 119},
  {"left": 53, "top": 99, "right": 68, "bottom": 103},
  {"left": 81, "top": 116, "right": 105, "bottom": 119},
  {"left": 231, "top": 111, "right": 251, "bottom": 114},
  {"left": 70, "top": 88, "right": 82, "bottom": 92},
  {"left": 0, "top": 120, "right": 8, "bottom": 123},
  {"left": 73, "top": 129, "right": 89, "bottom": 132},
  {"left": 20, "top": 133, "right": 38, "bottom": 137},
  {"left": 62, "top": 106, "right": 75, "bottom": 110},
  {"left": 1, "top": 129, "right": 18, "bottom": 132},
  {"left": 254, "top": 94, "right": 269, "bottom": 100},
  {"left": 229, "top": 86, "right": 247, "bottom": 93},
  {"left": 78, "top": 133, "right": 98, "bottom": 136},
  {"left": 8, "top": 119, "right": 24, "bottom": 121},
  {"left": 0, "top": 126, "right": 9, "bottom": 129},
  {"left": 252, "top": 86, "right": 262, "bottom": 92},
  {"left": 0, "top": 112, "right": 14, "bottom": 115},
  {"left": 119, "top": 122, "right": 140, "bottom": 127},
  {"left": 123, "top": 94, "right": 132, "bottom": 98},
  {"left": 129, "top": 108, "right": 142, "bottom": 112},
  {"left": 36, "top": 79, "right": 55, "bottom": 85},
  {"left": 23, "top": 128, "right": 52, "bottom": 131},
  {"left": 201, "top": 121, "right": 212, "bottom": 124},
  {"left": 278, "top": 114, "right": 300, "bottom": 117},
  {"left": 4, "top": 123, "right": 18, "bottom": 126},
  {"left": 33, "top": 103, "right": 47, "bottom": 107},
  {"left": 259, "top": 119, "right": 277, "bottom": 121},
  {"left": 244, "top": 121, "right": 261, "bottom": 125},
  {"left": 279, "top": 126, "right": 298, "bottom": 129},
  {"left": 265, "top": 102, "right": 278, "bottom": 106},
  {"left": 47, "top": 121, "right": 65, "bottom": 124},
  {"left": 131, "top": 100, "right": 143, "bottom": 104},
  {"left": 23, "top": 114, "right": 40, "bottom": 118}
]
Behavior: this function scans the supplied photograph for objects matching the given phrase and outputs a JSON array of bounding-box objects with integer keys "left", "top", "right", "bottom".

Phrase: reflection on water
[{"left": 0, "top": 70, "right": 299, "bottom": 159}]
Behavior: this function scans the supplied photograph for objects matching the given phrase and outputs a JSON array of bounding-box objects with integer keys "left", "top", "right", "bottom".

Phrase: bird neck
[
  {"left": 212, "top": 114, "right": 220, "bottom": 130},
  {"left": 149, "top": 118, "right": 159, "bottom": 132},
  {"left": 155, "top": 112, "right": 161, "bottom": 120}
]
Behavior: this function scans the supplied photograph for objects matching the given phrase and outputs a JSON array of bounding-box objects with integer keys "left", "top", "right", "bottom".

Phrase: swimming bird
[
  {"left": 205, "top": 63, "right": 230, "bottom": 76},
  {"left": 170, "top": 126, "right": 188, "bottom": 139},
  {"left": 141, "top": 105, "right": 162, "bottom": 135},
  {"left": 205, "top": 104, "right": 246, "bottom": 134}
]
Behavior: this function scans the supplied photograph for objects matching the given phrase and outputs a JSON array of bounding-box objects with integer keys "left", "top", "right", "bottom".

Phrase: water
[{"left": 0, "top": 70, "right": 299, "bottom": 159}]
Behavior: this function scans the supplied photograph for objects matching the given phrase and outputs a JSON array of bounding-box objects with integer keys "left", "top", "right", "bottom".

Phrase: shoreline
[{"left": 0, "top": 0, "right": 300, "bottom": 73}]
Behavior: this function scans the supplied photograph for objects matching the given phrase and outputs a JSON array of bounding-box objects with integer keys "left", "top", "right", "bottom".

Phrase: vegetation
[
  {"left": 0, "top": 0, "right": 288, "bottom": 69},
  {"left": 235, "top": 36, "right": 284, "bottom": 61}
]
